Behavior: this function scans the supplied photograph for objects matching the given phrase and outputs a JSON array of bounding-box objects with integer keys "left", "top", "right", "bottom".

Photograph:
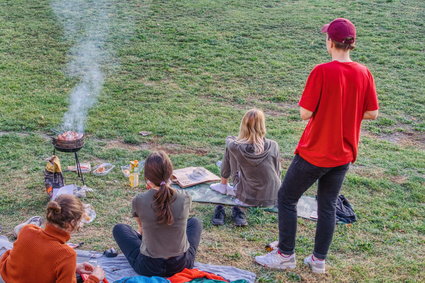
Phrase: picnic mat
[
  {"left": 172, "top": 183, "right": 318, "bottom": 221},
  {"left": 76, "top": 250, "right": 256, "bottom": 283}
]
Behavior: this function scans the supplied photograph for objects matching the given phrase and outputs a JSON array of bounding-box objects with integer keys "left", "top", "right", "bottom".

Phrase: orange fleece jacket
[
  {"left": 0, "top": 224, "right": 99, "bottom": 283},
  {"left": 168, "top": 268, "right": 227, "bottom": 283}
]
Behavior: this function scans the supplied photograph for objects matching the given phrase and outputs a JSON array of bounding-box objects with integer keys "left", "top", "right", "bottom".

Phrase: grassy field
[{"left": 0, "top": 0, "right": 424, "bottom": 282}]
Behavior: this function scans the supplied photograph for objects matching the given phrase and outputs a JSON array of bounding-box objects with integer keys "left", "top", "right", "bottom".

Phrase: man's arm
[
  {"left": 363, "top": 110, "right": 379, "bottom": 120},
  {"left": 300, "top": 107, "right": 313, "bottom": 120}
]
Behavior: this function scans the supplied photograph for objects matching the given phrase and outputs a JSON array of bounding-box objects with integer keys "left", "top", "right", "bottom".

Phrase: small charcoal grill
[
  {"left": 52, "top": 131, "right": 86, "bottom": 185},
  {"left": 52, "top": 134, "right": 85, "bottom": 152}
]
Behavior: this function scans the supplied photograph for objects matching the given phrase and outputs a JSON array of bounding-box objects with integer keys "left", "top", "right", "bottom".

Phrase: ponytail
[
  {"left": 144, "top": 151, "right": 175, "bottom": 225},
  {"left": 153, "top": 182, "right": 175, "bottom": 225}
]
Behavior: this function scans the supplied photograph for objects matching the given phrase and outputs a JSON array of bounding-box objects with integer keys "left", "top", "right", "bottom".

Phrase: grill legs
[
  {"left": 74, "top": 152, "right": 85, "bottom": 185},
  {"left": 52, "top": 148, "right": 85, "bottom": 185}
]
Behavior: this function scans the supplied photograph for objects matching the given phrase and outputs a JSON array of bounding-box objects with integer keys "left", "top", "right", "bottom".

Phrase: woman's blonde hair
[{"left": 237, "top": 109, "right": 266, "bottom": 154}]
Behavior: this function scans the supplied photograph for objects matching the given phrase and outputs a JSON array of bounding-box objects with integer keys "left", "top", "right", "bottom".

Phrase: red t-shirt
[{"left": 295, "top": 61, "right": 379, "bottom": 167}]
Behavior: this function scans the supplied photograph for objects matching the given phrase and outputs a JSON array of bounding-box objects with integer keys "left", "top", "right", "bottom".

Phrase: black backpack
[{"left": 336, "top": 195, "right": 357, "bottom": 224}]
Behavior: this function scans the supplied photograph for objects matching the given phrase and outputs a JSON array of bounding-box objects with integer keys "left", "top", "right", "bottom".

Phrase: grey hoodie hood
[{"left": 227, "top": 137, "right": 275, "bottom": 167}]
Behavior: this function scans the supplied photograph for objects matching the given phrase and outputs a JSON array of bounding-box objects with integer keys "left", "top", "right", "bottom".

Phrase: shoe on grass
[
  {"left": 232, "top": 206, "right": 247, "bottom": 227},
  {"left": 255, "top": 249, "right": 296, "bottom": 269},
  {"left": 211, "top": 205, "right": 225, "bottom": 226},
  {"left": 13, "top": 216, "right": 43, "bottom": 238},
  {"left": 304, "top": 254, "right": 326, "bottom": 273}
]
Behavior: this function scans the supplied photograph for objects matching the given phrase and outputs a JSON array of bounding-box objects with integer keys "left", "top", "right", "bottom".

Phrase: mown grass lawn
[{"left": 0, "top": 0, "right": 424, "bottom": 282}]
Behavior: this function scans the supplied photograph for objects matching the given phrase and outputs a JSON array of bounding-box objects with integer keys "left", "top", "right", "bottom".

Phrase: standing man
[{"left": 255, "top": 18, "right": 379, "bottom": 273}]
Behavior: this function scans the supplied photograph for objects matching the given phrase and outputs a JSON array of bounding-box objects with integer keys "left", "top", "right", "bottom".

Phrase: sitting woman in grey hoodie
[{"left": 210, "top": 108, "right": 281, "bottom": 226}]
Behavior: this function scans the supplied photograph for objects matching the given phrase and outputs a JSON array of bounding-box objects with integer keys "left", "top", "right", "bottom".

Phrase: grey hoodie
[{"left": 221, "top": 136, "right": 281, "bottom": 206}]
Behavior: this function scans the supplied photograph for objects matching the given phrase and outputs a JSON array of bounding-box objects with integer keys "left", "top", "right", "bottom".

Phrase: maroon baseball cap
[{"left": 321, "top": 18, "right": 356, "bottom": 44}]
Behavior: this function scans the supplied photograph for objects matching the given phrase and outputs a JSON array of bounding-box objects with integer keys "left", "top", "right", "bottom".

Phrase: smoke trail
[
  {"left": 61, "top": 39, "right": 105, "bottom": 133},
  {"left": 51, "top": 0, "right": 140, "bottom": 133}
]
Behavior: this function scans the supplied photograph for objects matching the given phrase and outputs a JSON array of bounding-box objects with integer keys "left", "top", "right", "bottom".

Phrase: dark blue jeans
[
  {"left": 113, "top": 217, "right": 202, "bottom": 277},
  {"left": 278, "top": 155, "right": 349, "bottom": 260}
]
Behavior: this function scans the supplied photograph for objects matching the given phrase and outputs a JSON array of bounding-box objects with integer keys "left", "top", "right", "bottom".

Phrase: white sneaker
[
  {"left": 210, "top": 183, "right": 232, "bottom": 195},
  {"left": 304, "top": 254, "right": 326, "bottom": 273},
  {"left": 226, "top": 185, "right": 236, "bottom": 196},
  {"left": 255, "top": 249, "right": 296, "bottom": 269}
]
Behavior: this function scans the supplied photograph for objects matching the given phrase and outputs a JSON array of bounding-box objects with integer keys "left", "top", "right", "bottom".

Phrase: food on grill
[
  {"left": 57, "top": 131, "right": 83, "bottom": 141},
  {"left": 52, "top": 131, "right": 85, "bottom": 152}
]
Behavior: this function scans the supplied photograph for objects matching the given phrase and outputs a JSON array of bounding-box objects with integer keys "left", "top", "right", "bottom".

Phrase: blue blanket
[{"left": 76, "top": 250, "right": 256, "bottom": 283}]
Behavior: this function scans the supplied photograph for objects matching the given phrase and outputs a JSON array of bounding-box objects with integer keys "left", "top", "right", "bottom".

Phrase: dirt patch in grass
[
  {"left": 0, "top": 132, "right": 211, "bottom": 156},
  {"left": 157, "top": 145, "right": 209, "bottom": 156},
  {"left": 351, "top": 165, "right": 386, "bottom": 179},
  {"left": 388, "top": 175, "right": 408, "bottom": 184},
  {"left": 364, "top": 129, "right": 425, "bottom": 150},
  {"left": 0, "top": 131, "right": 51, "bottom": 140},
  {"left": 350, "top": 165, "right": 409, "bottom": 185},
  {"left": 138, "top": 78, "right": 182, "bottom": 90},
  {"left": 104, "top": 140, "right": 141, "bottom": 151},
  {"left": 104, "top": 139, "right": 210, "bottom": 156},
  {"left": 261, "top": 107, "right": 289, "bottom": 117},
  {"left": 231, "top": 99, "right": 295, "bottom": 118},
  {"left": 380, "top": 131, "right": 425, "bottom": 149}
]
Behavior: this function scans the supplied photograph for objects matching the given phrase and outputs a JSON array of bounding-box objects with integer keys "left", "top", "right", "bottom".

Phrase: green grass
[{"left": 0, "top": 0, "right": 424, "bottom": 282}]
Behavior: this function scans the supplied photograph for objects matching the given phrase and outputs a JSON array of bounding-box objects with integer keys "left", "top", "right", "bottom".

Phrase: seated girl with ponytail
[
  {"left": 113, "top": 151, "right": 202, "bottom": 277},
  {"left": 0, "top": 194, "right": 105, "bottom": 283}
]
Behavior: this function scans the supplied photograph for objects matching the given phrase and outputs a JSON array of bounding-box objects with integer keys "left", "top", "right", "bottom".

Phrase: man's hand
[
  {"left": 300, "top": 107, "right": 313, "bottom": 120},
  {"left": 363, "top": 110, "right": 379, "bottom": 120}
]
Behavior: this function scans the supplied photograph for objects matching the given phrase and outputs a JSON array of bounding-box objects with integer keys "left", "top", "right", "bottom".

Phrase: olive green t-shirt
[{"left": 132, "top": 189, "right": 191, "bottom": 258}]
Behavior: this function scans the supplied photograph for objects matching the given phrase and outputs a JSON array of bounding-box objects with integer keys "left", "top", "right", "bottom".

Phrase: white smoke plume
[{"left": 51, "top": 0, "right": 139, "bottom": 133}]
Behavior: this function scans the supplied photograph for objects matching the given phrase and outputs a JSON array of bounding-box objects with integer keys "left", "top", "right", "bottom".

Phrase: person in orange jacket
[{"left": 0, "top": 194, "right": 105, "bottom": 283}]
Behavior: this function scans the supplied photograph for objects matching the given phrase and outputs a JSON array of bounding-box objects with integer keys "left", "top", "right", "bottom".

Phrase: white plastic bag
[{"left": 52, "top": 184, "right": 94, "bottom": 200}]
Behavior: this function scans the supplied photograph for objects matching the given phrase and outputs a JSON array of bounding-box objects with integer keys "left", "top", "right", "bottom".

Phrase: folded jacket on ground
[{"left": 168, "top": 268, "right": 227, "bottom": 283}]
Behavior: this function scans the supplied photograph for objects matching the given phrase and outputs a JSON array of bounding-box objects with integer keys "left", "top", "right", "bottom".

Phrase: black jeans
[
  {"left": 112, "top": 217, "right": 202, "bottom": 277},
  {"left": 278, "top": 155, "right": 349, "bottom": 260}
]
